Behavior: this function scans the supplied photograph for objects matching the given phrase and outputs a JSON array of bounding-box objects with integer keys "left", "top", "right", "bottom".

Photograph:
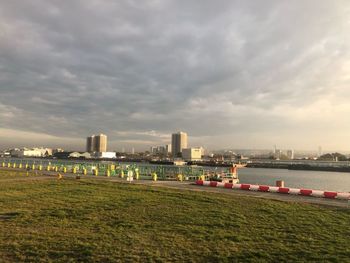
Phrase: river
[
  {"left": 238, "top": 168, "right": 350, "bottom": 192},
  {"left": 1, "top": 157, "right": 349, "bottom": 192}
]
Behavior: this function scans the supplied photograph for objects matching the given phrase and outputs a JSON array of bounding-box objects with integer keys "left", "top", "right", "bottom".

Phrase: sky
[{"left": 1, "top": 0, "right": 350, "bottom": 152}]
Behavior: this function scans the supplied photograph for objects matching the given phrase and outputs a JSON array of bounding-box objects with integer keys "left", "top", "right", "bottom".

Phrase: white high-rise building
[{"left": 171, "top": 132, "right": 188, "bottom": 158}]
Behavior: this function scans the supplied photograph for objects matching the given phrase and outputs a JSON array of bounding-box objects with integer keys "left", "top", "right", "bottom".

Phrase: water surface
[{"left": 238, "top": 168, "right": 350, "bottom": 192}]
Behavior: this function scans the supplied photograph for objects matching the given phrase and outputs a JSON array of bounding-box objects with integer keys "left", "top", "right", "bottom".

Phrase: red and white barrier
[{"left": 195, "top": 180, "right": 350, "bottom": 200}]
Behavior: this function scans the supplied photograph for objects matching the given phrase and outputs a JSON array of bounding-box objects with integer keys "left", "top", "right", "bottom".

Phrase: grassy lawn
[{"left": 0, "top": 170, "right": 349, "bottom": 262}]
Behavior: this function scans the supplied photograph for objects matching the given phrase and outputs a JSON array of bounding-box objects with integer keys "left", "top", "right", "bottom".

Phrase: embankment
[{"left": 247, "top": 162, "right": 350, "bottom": 172}]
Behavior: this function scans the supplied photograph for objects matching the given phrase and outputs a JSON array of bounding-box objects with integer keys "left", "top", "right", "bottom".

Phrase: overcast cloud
[{"left": 1, "top": 0, "right": 350, "bottom": 151}]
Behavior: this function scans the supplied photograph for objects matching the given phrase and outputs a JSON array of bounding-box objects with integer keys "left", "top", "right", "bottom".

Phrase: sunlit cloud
[{"left": 1, "top": 0, "right": 350, "bottom": 151}]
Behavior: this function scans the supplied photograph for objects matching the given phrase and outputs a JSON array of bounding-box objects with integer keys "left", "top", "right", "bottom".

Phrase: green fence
[{"left": 0, "top": 158, "right": 229, "bottom": 181}]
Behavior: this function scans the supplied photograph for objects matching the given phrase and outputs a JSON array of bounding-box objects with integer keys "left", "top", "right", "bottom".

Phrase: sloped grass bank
[{"left": 0, "top": 171, "right": 349, "bottom": 262}]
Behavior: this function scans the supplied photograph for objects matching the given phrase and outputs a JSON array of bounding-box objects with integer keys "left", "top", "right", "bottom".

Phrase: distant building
[
  {"left": 286, "top": 150, "right": 294, "bottom": 159},
  {"left": 69, "top": 152, "right": 91, "bottom": 159},
  {"left": 86, "top": 134, "right": 107, "bottom": 152},
  {"left": 171, "top": 132, "right": 188, "bottom": 158},
  {"left": 198, "top": 147, "right": 205, "bottom": 156},
  {"left": 11, "top": 148, "right": 41, "bottom": 157},
  {"left": 86, "top": 136, "right": 95, "bottom": 152},
  {"left": 274, "top": 149, "right": 282, "bottom": 159},
  {"left": 165, "top": 144, "right": 172, "bottom": 153},
  {"left": 95, "top": 134, "right": 107, "bottom": 152},
  {"left": 91, "top": 152, "right": 116, "bottom": 159},
  {"left": 10, "top": 147, "right": 52, "bottom": 157},
  {"left": 150, "top": 145, "right": 168, "bottom": 155},
  {"left": 52, "top": 148, "right": 64, "bottom": 154},
  {"left": 182, "top": 147, "right": 202, "bottom": 161},
  {"left": 150, "top": 146, "right": 157, "bottom": 154},
  {"left": 37, "top": 148, "right": 52, "bottom": 156},
  {"left": 53, "top": 151, "right": 91, "bottom": 159}
]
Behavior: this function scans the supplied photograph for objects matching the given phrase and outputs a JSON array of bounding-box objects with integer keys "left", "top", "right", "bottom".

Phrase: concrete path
[{"left": 1, "top": 167, "right": 349, "bottom": 208}]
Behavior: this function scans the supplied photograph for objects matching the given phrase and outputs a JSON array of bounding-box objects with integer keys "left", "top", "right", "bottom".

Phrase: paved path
[
  {"left": 1, "top": 167, "right": 349, "bottom": 208},
  {"left": 148, "top": 181, "right": 350, "bottom": 208}
]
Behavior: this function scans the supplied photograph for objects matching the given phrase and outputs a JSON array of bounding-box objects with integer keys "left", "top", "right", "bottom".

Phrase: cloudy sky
[{"left": 1, "top": 0, "right": 350, "bottom": 151}]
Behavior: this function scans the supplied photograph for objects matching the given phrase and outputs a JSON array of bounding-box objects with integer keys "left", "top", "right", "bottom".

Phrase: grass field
[{"left": 0, "top": 170, "right": 349, "bottom": 262}]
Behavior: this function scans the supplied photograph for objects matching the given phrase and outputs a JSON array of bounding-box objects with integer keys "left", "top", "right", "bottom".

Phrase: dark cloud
[{"left": 1, "top": 0, "right": 350, "bottom": 151}]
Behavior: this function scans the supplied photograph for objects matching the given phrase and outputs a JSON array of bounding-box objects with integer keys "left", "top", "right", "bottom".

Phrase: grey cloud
[{"left": 1, "top": 0, "right": 350, "bottom": 150}]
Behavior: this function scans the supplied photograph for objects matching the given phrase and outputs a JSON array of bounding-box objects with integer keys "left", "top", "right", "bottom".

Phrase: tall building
[
  {"left": 86, "top": 134, "right": 107, "bottom": 152},
  {"left": 286, "top": 149, "right": 294, "bottom": 159},
  {"left": 94, "top": 134, "right": 107, "bottom": 152},
  {"left": 165, "top": 144, "right": 172, "bottom": 153},
  {"left": 86, "top": 135, "right": 95, "bottom": 152},
  {"left": 171, "top": 132, "right": 188, "bottom": 158}
]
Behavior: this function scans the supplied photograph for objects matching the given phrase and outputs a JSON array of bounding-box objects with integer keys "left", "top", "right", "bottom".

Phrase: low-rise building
[
  {"left": 69, "top": 152, "right": 91, "bottom": 159},
  {"left": 53, "top": 151, "right": 91, "bottom": 159},
  {"left": 10, "top": 147, "right": 52, "bottom": 157},
  {"left": 91, "top": 152, "right": 116, "bottom": 159},
  {"left": 52, "top": 148, "right": 64, "bottom": 154},
  {"left": 182, "top": 147, "right": 203, "bottom": 161}
]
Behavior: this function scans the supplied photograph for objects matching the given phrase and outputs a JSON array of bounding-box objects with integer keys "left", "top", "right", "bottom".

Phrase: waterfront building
[
  {"left": 53, "top": 151, "right": 91, "bottom": 159},
  {"left": 182, "top": 147, "right": 202, "bottom": 161},
  {"left": 86, "top": 134, "right": 107, "bottom": 152},
  {"left": 10, "top": 147, "right": 52, "bottom": 157},
  {"left": 94, "top": 134, "right": 107, "bottom": 152},
  {"left": 171, "top": 132, "right": 188, "bottom": 158},
  {"left": 86, "top": 135, "right": 95, "bottom": 152},
  {"left": 69, "top": 152, "right": 91, "bottom": 159},
  {"left": 91, "top": 151, "right": 116, "bottom": 159},
  {"left": 52, "top": 148, "right": 64, "bottom": 154}
]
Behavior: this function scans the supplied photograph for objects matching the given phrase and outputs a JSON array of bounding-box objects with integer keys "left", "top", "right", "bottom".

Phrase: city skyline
[{"left": 1, "top": 1, "right": 350, "bottom": 151}]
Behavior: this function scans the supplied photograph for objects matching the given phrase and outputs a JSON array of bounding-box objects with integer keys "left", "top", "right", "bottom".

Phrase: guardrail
[{"left": 195, "top": 180, "right": 350, "bottom": 200}]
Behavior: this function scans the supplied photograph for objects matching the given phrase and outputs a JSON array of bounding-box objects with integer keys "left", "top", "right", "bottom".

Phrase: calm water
[
  {"left": 1, "top": 158, "right": 349, "bottom": 192},
  {"left": 238, "top": 168, "right": 350, "bottom": 192}
]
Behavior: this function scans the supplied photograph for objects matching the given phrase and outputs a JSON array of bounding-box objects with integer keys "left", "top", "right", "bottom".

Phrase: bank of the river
[
  {"left": 247, "top": 161, "right": 350, "bottom": 173},
  {"left": 0, "top": 170, "right": 349, "bottom": 262},
  {"left": 239, "top": 168, "right": 350, "bottom": 193}
]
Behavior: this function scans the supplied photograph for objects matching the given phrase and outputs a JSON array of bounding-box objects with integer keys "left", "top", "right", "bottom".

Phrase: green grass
[{"left": 0, "top": 170, "right": 349, "bottom": 262}]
